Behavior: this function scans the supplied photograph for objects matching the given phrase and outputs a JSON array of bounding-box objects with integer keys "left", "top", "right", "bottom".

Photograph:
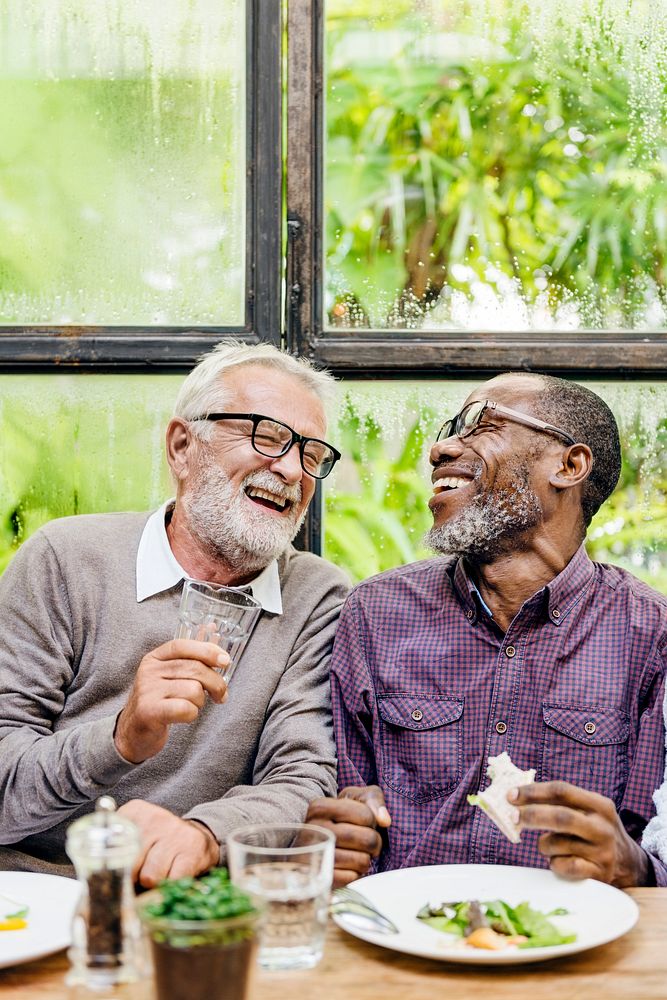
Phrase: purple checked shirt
[{"left": 331, "top": 546, "right": 667, "bottom": 885}]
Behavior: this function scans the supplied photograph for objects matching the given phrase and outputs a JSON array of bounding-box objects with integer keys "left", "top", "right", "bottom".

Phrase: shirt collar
[
  {"left": 544, "top": 544, "right": 595, "bottom": 625},
  {"left": 451, "top": 558, "right": 486, "bottom": 624},
  {"left": 135, "top": 500, "right": 283, "bottom": 614},
  {"left": 451, "top": 545, "right": 595, "bottom": 627}
]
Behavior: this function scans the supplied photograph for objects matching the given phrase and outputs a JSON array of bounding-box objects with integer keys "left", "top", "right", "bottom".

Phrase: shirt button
[
  {"left": 411, "top": 709, "right": 423, "bottom": 722},
  {"left": 551, "top": 609, "right": 561, "bottom": 620},
  {"left": 584, "top": 721, "right": 596, "bottom": 735},
  {"left": 495, "top": 721, "right": 508, "bottom": 734},
  {"left": 466, "top": 609, "right": 474, "bottom": 620},
  {"left": 505, "top": 645, "right": 516, "bottom": 658}
]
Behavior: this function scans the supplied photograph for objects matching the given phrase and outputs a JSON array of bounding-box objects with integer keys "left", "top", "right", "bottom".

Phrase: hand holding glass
[
  {"left": 227, "top": 824, "right": 334, "bottom": 970},
  {"left": 175, "top": 580, "right": 261, "bottom": 682}
]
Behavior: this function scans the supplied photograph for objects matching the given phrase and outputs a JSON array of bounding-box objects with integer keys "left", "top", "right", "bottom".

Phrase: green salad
[{"left": 417, "top": 898, "right": 576, "bottom": 950}]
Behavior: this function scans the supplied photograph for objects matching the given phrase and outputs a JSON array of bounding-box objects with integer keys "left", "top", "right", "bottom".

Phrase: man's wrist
[
  {"left": 188, "top": 819, "right": 220, "bottom": 866},
  {"left": 617, "top": 840, "right": 653, "bottom": 888}
]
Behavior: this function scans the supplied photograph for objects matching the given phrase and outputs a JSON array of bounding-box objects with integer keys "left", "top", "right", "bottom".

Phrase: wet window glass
[
  {"left": 325, "top": 0, "right": 667, "bottom": 333},
  {"left": 0, "top": 0, "right": 246, "bottom": 327},
  {"left": 1, "top": 377, "right": 664, "bottom": 596},
  {"left": 323, "top": 382, "right": 667, "bottom": 594}
]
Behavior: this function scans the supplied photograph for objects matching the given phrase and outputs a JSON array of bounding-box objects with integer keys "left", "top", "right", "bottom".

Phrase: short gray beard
[
  {"left": 425, "top": 466, "right": 543, "bottom": 562},
  {"left": 183, "top": 463, "right": 306, "bottom": 574}
]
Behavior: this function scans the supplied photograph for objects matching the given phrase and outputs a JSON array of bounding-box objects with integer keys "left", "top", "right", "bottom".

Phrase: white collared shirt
[{"left": 135, "top": 500, "right": 283, "bottom": 614}]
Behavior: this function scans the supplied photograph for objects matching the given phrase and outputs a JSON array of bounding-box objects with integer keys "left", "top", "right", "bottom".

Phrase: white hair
[{"left": 172, "top": 338, "right": 337, "bottom": 442}]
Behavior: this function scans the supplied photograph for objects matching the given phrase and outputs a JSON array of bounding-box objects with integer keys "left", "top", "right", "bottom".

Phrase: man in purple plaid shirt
[{"left": 308, "top": 372, "right": 667, "bottom": 888}]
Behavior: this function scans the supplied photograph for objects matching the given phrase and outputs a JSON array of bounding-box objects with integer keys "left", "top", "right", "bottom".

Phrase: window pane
[
  {"left": 323, "top": 382, "right": 667, "bottom": 594},
  {"left": 1, "top": 377, "right": 665, "bottom": 599},
  {"left": 0, "top": 0, "right": 245, "bottom": 326},
  {"left": 325, "top": 1, "right": 667, "bottom": 332},
  {"left": 0, "top": 375, "right": 176, "bottom": 572}
]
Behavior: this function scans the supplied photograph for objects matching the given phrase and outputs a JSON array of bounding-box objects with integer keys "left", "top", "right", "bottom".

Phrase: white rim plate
[
  {"left": 333, "top": 864, "right": 639, "bottom": 964},
  {"left": 0, "top": 872, "right": 81, "bottom": 969}
]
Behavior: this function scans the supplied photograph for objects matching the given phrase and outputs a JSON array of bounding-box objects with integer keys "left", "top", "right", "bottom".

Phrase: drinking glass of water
[
  {"left": 175, "top": 579, "right": 262, "bottom": 683},
  {"left": 226, "top": 824, "right": 335, "bottom": 971}
]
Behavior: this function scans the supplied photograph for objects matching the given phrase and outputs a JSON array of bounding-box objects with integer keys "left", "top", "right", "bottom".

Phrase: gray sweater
[{"left": 0, "top": 512, "right": 349, "bottom": 874}]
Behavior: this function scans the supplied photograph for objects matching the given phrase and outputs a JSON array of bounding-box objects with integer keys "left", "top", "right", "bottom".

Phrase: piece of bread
[{"left": 467, "top": 752, "right": 536, "bottom": 843}]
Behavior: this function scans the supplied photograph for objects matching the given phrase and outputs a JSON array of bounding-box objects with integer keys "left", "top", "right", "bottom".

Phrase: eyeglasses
[
  {"left": 436, "top": 400, "right": 576, "bottom": 446},
  {"left": 191, "top": 412, "right": 341, "bottom": 479}
]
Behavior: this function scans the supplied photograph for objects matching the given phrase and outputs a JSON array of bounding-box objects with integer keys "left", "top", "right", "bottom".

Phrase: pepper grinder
[{"left": 65, "top": 796, "right": 145, "bottom": 988}]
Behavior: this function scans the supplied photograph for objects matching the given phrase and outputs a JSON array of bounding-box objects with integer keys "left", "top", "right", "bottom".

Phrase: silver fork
[{"left": 330, "top": 885, "right": 399, "bottom": 934}]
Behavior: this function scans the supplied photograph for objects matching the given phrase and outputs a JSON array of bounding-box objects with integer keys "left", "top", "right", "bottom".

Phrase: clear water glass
[
  {"left": 227, "top": 824, "right": 335, "bottom": 971},
  {"left": 175, "top": 579, "right": 262, "bottom": 682}
]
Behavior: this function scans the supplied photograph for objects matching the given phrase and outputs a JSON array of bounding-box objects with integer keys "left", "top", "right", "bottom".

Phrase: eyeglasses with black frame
[
  {"left": 191, "top": 412, "right": 341, "bottom": 479},
  {"left": 436, "top": 400, "right": 576, "bottom": 446}
]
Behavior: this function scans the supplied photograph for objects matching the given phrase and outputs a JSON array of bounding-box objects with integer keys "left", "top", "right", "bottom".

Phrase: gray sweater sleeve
[
  {"left": 184, "top": 571, "right": 345, "bottom": 854},
  {"left": 0, "top": 532, "right": 134, "bottom": 841}
]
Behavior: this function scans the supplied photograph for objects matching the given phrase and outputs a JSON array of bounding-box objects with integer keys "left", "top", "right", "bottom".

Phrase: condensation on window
[
  {"left": 323, "top": 380, "right": 667, "bottom": 593},
  {"left": 0, "top": 0, "right": 246, "bottom": 326},
  {"left": 0, "top": 375, "right": 664, "bottom": 596},
  {"left": 325, "top": 0, "right": 667, "bottom": 332},
  {"left": 0, "top": 375, "right": 177, "bottom": 572}
]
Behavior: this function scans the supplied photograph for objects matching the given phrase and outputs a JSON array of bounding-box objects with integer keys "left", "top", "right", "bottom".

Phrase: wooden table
[{"left": 1, "top": 888, "right": 665, "bottom": 1000}]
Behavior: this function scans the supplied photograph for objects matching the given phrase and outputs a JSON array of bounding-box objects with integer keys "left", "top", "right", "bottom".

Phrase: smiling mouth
[
  {"left": 432, "top": 476, "right": 474, "bottom": 495},
  {"left": 245, "top": 486, "right": 292, "bottom": 513}
]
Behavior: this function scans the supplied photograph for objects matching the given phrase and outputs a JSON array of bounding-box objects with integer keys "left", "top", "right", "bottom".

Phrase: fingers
[
  {"left": 306, "top": 793, "right": 384, "bottom": 886},
  {"left": 511, "top": 781, "right": 644, "bottom": 886},
  {"left": 115, "top": 641, "right": 230, "bottom": 762},
  {"left": 334, "top": 846, "right": 379, "bottom": 873},
  {"left": 308, "top": 796, "right": 378, "bottom": 830},
  {"left": 339, "top": 785, "right": 391, "bottom": 827},
  {"left": 156, "top": 639, "right": 231, "bottom": 672},
  {"left": 513, "top": 780, "right": 614, "bottom": 818},
  {"left": 537, "top": 831, "right": 595, "bottom": 860},
  {"left": 513, "top": 782, "right": 616, "bottom": 842},
  {"left": 157, "top": 658, "right": 228, "bottom": 704},
  {"left": 119, "top": 802, "right": 216, "bottom": 888},
  {"left": 334, "top": 868, "right": 364, "bottom": 888},
  {"left": 548, "top": 855, "right": 599, "bottom": 881}
]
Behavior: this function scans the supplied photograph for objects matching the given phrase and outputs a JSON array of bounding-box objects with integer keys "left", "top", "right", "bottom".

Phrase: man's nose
[
  {"left": 429, "top": 432, "right": 465, "bottom": 467},
  {"left": 268, "top": 442, "right": 303, "bottom": 483}
]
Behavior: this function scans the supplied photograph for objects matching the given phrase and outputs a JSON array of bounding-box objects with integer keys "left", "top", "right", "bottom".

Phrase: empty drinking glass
[
  {"left": 175, "top": 580, "right": 262, "bottom": 682},
  {"left": 227, "top": 824, "right": 335, "bottom": 971}
]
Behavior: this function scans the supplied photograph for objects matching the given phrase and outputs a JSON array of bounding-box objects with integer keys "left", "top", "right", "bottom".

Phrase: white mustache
[{"left": 242, "top": 469, "right": 302, "bottom": 505}]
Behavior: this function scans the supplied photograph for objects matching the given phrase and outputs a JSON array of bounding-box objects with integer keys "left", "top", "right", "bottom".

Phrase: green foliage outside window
[
  {"left": 326, "top": 0, "right": 667, "bottom": 330},
  {"left": 0, "top": 379, "right": 665, "bottom": 594}
]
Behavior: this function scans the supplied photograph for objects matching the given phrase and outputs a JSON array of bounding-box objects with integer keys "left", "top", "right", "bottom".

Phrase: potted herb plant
[{"left": 137, "top": 867, "right": 261, "bottom": 1000}]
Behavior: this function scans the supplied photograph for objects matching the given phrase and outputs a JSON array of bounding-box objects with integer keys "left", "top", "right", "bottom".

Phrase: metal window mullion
[{"left": 285, "top": 0, "right": 323, "bottom": 361}]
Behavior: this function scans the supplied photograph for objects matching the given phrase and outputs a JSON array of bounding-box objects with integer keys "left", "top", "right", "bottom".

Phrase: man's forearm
[
  {"left": 185, "top": 767, "right": 336, "bottom": 860},
  {"left": 0, "top": 716, "right": 135, "bottom": 842}
]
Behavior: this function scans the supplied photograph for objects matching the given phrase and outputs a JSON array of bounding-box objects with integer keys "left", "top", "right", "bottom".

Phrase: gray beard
[
  {"left": 183, "top": 464, "right": 306, "bottom": 575},
  {"left": 425, "top": 470, "right": 543, "bottom": 562}
]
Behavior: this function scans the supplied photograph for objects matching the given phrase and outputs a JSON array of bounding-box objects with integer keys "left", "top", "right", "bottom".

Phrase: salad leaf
[
  {"left": 417, "top": 897, "right": 576, "bottom": 950},
  {"left": 484, "top": 899, "right": 520, "bottom": 937},
  {"left": 512, "top": 901, "right": 576, "bottom": 949},
  {"left": 0, "top": 893, "right": 29, "bottom": 921}
]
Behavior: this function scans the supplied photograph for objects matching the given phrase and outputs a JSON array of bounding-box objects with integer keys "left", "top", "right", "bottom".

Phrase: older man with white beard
[
  {"left": 0, "top": 341, "right": 349, "bottom": 884},
  {"left": 307, "top": 372, "right": 667, "bottom": 890}
]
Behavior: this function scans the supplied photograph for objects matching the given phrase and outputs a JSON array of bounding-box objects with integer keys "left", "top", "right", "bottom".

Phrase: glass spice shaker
[{"left": 65, "top": 795, "right": 145, "bottom": 988}]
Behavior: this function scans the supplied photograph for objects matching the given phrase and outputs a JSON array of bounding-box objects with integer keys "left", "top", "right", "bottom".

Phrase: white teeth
[
  {"left": 434, "top": 476, "right": 470, "bottom": 493},
  {"left": 247, "top": 488, "right": 288, "bottom": 509}
]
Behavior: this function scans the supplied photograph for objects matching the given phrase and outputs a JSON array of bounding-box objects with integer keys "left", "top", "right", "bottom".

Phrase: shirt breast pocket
[
  {"left": 538, "top": 703, "right": 631, "bottom": 807},
  {"left": 377, "top": 694, "right": 464, "bottom": 803}
]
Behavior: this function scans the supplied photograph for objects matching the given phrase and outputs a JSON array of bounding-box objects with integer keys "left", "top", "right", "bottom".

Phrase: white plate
[
  {"left": 0, "top": 872, "right": 81, "bottom": 969},
  {"left": 333, "top": 864, "right": 639, "bottom": 964}
]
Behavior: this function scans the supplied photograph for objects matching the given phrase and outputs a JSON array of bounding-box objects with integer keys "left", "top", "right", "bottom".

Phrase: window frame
[
  {"left": 0, "top": 0, "right": 282, "bottom": 372},
  {"left": 285, "top": 0, "right": 667, "bottom": 379}
]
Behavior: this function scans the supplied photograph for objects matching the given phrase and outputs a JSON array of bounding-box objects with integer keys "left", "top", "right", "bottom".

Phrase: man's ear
[
  {"left": 166, "top": 417, "right": 196, "bottom": 482},
  {"left": 549, "top": 442, "right": 593, "bottom": 491}
]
